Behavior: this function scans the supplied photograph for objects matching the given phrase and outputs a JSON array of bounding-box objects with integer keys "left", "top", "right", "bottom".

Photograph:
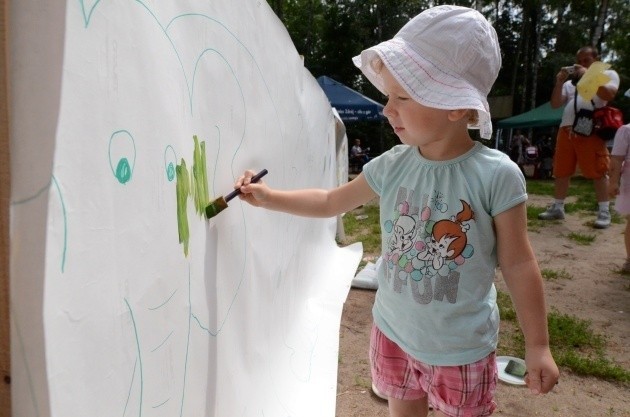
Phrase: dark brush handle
[{"left": 224, "top": 169, "right": 268, "bottom": 203}]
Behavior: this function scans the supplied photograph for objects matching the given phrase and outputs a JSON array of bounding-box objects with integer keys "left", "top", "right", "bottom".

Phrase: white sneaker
[
  {"left": 593, "top": 210, "right": 611, "bottom": 229},
  {"left": 371, "top": 383, "right": 388, "bottom": 400},
  {"left": 538, "top": 204, "right": 565, "bottom": 220}
]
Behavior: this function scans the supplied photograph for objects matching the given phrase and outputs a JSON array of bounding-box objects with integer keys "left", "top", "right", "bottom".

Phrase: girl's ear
[{"left": 447, "top": 109, "right": 471, "bottom": 122}]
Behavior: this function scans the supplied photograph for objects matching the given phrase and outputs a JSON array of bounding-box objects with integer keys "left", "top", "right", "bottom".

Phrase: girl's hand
[
  {"left": 523, "top": 347, "right": 559, "bottom": 395},
  {"left": 235, "top": 170, "right": 270, "bottom": 207}
]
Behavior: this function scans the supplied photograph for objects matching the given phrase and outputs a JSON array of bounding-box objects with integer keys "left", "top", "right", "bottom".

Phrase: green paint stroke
[
  {"left": 191, "top": 135, "right": 209, "bottom": 215},
  {"left": 176, "top": 160, "right": 191, "bottom": 256},
  {"left": 175, "top": 136, "right": 211, "bottom": 257}
]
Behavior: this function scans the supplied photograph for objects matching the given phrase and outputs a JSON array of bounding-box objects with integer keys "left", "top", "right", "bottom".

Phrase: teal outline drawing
[{"left": 108, "top": 130, "right": 136, "bottom": 184}]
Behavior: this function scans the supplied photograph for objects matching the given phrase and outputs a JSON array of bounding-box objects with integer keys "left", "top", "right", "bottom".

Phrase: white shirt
[{"left": 559, "top": 69, "right": 620, "bottom": 127}]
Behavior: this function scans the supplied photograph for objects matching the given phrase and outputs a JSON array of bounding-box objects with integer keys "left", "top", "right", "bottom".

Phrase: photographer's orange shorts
[{"left": 553, "top": 126, "right": 609, "bottom": 179}]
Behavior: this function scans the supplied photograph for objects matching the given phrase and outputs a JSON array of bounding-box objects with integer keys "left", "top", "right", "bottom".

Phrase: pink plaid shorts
[{"left": 370, "top": 324, "right": 497, "bottom": 417}]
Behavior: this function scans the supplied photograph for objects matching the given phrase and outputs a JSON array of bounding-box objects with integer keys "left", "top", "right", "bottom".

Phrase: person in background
[
  {"left": 538, "top": 46, "right": 620, "bottom": 228},
  {"left": 536, "top": 134, "right": 555, "bottom": 179},
  {"left": 608, "top": 90, "right": 630, "bottom": 272},
  {"left": 350, "top": 138, "right": 370, "bottom": 170},
  {"left": 234, "top": 6, "right": 559, "bottom": 417},
  {"left": 509, "top": 129, "right": 529, "bottom": 167}
]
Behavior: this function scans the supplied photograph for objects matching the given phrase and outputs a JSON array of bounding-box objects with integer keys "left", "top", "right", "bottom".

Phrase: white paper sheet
[{"left": 10, "top": 1, "right": 362, "bottom": 416}]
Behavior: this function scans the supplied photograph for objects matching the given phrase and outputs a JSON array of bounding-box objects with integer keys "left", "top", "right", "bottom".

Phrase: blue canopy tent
[{"left": 317, "top": 76, "right": 385, "bottom": 123}]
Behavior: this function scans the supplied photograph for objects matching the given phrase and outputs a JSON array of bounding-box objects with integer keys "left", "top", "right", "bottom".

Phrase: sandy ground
[{"left": 335, "top": 195, "right": 630, "bottom": 417}]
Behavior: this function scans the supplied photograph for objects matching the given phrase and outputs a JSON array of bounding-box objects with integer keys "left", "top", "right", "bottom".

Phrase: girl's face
[{"left": 380, "top": 66, "right": 465, "bottom": 150}]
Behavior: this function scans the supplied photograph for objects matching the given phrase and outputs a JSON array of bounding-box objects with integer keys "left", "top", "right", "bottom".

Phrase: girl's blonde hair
[{"left": 371, "top": 56, "right": 479, "bottom": 125}]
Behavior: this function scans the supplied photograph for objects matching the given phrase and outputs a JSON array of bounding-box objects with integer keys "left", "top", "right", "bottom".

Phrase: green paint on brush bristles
[
  {"left": 205, "top": 197, "right": 228, "bottom": 219},
  {"left": 204, "top": 169, "right": 268, "bottom": 220}
]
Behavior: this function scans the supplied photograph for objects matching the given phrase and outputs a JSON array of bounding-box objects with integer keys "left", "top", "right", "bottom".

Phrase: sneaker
[
  {"left": 538, "top": 204, "right": 565, "bottom": 220},
  {"left": 593, "top": 210, "right": 611, "bottom": 229},
  {"left": 371, "top": 383, "right": 388, "bottom": 401}
]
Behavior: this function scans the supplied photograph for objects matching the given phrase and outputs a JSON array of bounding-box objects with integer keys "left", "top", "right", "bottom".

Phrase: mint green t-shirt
[{"left": 363, "top": 142, "right": 527, "bottom": 366}]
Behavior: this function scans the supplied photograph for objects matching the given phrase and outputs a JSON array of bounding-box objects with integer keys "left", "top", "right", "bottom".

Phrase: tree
[{"left": 269, "top": 0, "right": 630, "bottom": 134}]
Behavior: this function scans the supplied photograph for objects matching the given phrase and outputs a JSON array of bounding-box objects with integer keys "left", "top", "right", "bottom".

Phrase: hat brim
[{"left": 353, "top": 38, "right": 493, "bottom": 139}]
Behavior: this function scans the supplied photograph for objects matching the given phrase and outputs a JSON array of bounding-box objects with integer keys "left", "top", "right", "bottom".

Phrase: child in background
[
  {"left": 235, "top": 6, "right": 559, "bottom": 417},
  {"left": 608, "top": 114, "right": 630, "bottom": 272}
]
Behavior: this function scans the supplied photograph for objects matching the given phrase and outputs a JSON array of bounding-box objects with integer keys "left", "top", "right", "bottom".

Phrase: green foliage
[
  {"left": 540, "top": 268, "right": 572, "bottom": 280},
  {"left": 567, "top": 231, "right": 596, "bottom": 245},
  {"left": 547, "top": 310, "right": 605, "bottom": 350},
  {"left": 269, "top": 0, "right": 630, "bottom": 131},
  {"left": 526, "top": 205, "right": 552, "bottom": 231},
  {"left": 527, "top": 177, "right": 596, "bottom": 212},
  {"left": 498, "top": 292, "right": 630, "bottom": 383},
  {"left": 547, "top": 312, "right": 629, "bottom": 382},
  {"left": 496, "top": 290, "right": 517, "bottom": 321},
  {"left": 341, "top": 203, "right": 381, "bottom": 266},
  {"left": 526, "top": 177, "right": 611, "bottom": 230},
  {"left": 353, "top": 374, "right": 372, "bottom": 389},
  {"left": 526, "top": 177, "right": 623, "bottom": 226}
]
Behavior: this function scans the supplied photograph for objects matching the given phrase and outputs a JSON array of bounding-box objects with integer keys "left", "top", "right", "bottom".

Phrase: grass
[
  {"left": 497, "top": 291, "right": 630, "bottom": 383},
  {"left": 340, "top": 176, "right": 630, "bottom": 384},
  {"left": 353, "top": 375, "right": 372, "bottom": 390},
  {"left": 340, "top": 203, "right": 381, "bottom": 269},
  {"left": 540, "top": 268, "right": 572, "bottom": 281},
  {"left": 567, "top": 231, "right": 596, "bottom": 245},
  {"left": 526, "top": 176, "right": 623, "bottom": 225},
  {"left": 520, "top": 177, "right": 629, "bottom": 382}
]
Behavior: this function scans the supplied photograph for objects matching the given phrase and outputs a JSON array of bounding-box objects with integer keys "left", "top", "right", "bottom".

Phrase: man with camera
[{"left": 538, "top": 46, "right": 620, "bottom": 228}]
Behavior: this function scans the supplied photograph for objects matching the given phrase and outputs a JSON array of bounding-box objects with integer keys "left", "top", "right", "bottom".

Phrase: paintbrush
[{"left": 204, "top": 169, "right": 268, "bottom": 219}]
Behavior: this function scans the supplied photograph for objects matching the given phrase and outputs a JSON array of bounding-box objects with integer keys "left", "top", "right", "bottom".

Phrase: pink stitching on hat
[
  {"left": 401, "top": 46, "right": 476, "bottom": 92},
  {"left": 379, "top": 43, "right": 480, "bottom": 109}
]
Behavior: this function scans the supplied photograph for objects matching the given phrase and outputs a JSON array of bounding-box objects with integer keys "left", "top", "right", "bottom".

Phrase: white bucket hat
[{"left": 353, "top": 5, "right": 501, "bottom": 139}]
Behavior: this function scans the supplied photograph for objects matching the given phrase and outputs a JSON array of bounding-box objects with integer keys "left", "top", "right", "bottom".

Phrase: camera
[{"left": 562, "top": 65, "right": 580, "bottom": 84}]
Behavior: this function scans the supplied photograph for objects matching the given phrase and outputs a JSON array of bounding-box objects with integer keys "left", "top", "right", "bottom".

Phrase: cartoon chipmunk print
[{"left": 416, "top": 199, "right": 475, "bottom": 271}]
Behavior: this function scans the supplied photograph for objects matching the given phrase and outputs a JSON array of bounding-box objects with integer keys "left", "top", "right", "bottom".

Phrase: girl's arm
[
  {"left": 235, "top": 170, "right": 377, "bottom": 218},
  {"left": 494, "top": 202, "right": 560, "bottom": 394},
  {"left": 608, "top": 155, "right": 623, "bottom": 199}
]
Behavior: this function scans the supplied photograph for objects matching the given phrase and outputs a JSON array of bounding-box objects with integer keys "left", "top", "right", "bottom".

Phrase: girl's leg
[
  {"left": 388, "top": 398, "right": 453, "bottom": 417},
  {"left": 624, "top": 216, "right": 630, "bottom": 267},
  {"left": 388, "top": 397, "right": 429, "bottom": 417}
]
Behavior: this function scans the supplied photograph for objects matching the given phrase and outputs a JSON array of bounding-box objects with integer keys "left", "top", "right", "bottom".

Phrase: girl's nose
[{"left": 383, "top": 100, "right": 394, "bottom": 118}]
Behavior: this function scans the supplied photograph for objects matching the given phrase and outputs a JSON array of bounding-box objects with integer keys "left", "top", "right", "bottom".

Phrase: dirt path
[{"left": 335, "top": 195, "right": 630, "bottom": 417}]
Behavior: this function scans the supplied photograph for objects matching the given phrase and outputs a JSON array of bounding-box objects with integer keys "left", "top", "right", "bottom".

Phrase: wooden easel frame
[{"left": 0, "top": 0, "right": 12, "bottom": 414}]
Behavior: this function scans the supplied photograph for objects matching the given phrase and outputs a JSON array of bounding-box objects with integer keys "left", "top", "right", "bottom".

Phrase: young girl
[
  {"left": 608, "top": 119, "right": 630, "bottom": 272},
  {"left": 235, "top": 6, "right": 559, "bottom": 416}
]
